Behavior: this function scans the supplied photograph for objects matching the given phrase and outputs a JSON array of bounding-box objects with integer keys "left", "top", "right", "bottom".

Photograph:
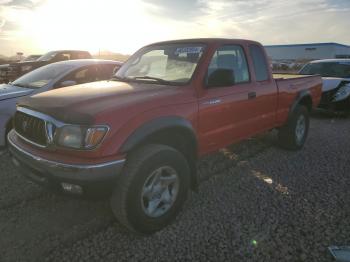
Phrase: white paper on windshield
[{"left": 174, "top": 47, "right": 203, "bottom": 55}]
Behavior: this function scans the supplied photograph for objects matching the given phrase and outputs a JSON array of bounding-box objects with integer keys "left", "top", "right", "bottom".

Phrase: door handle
[
  {"left": 248, "top": 92, "right": 256, "bottom": 99},
  {"left": 202, "top": 99, "right": 222, "bottom": 105}
]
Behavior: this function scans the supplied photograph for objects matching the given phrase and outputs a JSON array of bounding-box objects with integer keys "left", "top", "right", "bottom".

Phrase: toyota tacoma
[{"left": 8, "top": 38, "right": 322, "bottom": 234}]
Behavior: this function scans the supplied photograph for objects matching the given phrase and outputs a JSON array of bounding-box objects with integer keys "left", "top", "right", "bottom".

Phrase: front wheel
[
  {"left": 278, "top": 105, "right": 309, "bottom": 150},
  {"left": 110, "top": 144, "right": 190, "bottom": 234}
]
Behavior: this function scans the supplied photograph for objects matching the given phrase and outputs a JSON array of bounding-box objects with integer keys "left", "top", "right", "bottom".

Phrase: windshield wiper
[
  {"left": 132, "top": 76, "right": 175, "bottom": 85},
  {"left": 111, "top": 76, "right": 132, "bottom": 82}
]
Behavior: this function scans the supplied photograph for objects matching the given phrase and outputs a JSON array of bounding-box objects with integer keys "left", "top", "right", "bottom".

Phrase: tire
[
  {"left": 110, "top": 144, "right": 190, "bottom": 234},
  {"left": 278, "top": 105, "right": 309, "bottom": 150}
]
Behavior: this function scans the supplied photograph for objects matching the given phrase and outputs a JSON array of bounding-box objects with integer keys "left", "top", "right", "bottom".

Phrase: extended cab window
[
  {"left": 250, "top": 45, "right": 269, "bottom": 81},
  {"left": 207, "top": 45, "right": 249, "bottom": 88}
]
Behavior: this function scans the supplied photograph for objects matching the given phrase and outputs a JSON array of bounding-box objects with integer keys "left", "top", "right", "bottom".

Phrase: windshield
[
  {"left": 37, "top": 51, "right": 58, "bottom": 61},
  {"left": 12, "top": 63, "right": 74, "bottom": 89},
  {"left": 115, "top": 43, "right": 206, "bottom": 85},
  {"left": 299, "top": 62, "right": 350, "bottom": 78}
]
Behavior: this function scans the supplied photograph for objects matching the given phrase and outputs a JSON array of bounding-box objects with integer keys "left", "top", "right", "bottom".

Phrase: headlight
[
  {"left": 333, "top": 84, "right": 350, "bottom": 102},
  {"left": 21, "top": 65, "right": 32, "bottom": 72},
  {"left": 55, "top": 125, "right": 109, "bottom": 149}
]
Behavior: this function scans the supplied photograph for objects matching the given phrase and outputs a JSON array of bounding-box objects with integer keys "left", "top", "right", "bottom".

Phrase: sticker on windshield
[{"left": 174, "top": 47, "right": 203, "bottom": 55}]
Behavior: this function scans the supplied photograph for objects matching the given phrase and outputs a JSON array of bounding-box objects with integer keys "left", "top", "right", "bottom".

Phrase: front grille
[{"left": 14, "top": 111, "right": 47, "bottom": 146}]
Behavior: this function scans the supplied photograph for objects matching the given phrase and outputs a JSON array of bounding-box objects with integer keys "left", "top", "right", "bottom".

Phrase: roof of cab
[{"left": 145, "top": 38, "right": 262, "bottom": 47}]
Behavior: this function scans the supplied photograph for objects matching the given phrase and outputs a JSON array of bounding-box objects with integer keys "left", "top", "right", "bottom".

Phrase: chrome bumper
[{"left": 8, "top": 130, "right": 125, "bottom": 186}]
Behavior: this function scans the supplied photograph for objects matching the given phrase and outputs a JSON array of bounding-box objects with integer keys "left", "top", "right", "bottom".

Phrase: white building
[{"left": 264, "top": 43, "right": 350, "bottom": 61}]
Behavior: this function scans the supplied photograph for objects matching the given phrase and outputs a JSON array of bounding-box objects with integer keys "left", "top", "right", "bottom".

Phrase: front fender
[{"left": 120, "top": 116, "right": 197, "bottom": 153}]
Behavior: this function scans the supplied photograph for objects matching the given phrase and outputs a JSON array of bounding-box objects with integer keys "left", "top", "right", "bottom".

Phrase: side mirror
[
  {"left": 207, "top": 69, "right": 235, "bottom": 88},
  {"left": 59, "top": 80, "right": 77, "bottom": 87}
]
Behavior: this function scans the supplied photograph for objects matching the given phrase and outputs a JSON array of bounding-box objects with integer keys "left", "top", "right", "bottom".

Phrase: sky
[{"left": 0, "top": 0, "right": 349, "bottom": 56}]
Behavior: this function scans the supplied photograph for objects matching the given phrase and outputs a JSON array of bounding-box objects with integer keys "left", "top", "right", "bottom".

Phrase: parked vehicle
[
  {"left": 22, "top": 55, "right": 42, "bottom": 62},
  {"left": 299, "top": 59, "right": 350, "bottom": 111},
  {"left": 0, "top": 59, "right": 121, "bottom": 149},
  {"left": 8, "top": 38, "right": 322, "bottom": 234},
  {"left": 0, "top": 50, "right": 92, "bottom": 83}
]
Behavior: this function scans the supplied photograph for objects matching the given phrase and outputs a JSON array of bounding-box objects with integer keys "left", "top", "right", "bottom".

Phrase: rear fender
[{"left": 289, "top": 90, "right": 312, "bottom": 117}]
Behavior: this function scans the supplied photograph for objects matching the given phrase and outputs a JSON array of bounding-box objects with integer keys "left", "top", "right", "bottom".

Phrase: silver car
[
  {"left": 299, "top": 59, "right": 350, "bottom": 111},
  {"left": 0, "top": 59, "right": 122, "bottom": 149}
]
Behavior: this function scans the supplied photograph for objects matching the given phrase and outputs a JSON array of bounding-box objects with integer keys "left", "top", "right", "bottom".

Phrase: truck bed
[{"left": 274, "top": 74, "right": 322, "bottom": 126}]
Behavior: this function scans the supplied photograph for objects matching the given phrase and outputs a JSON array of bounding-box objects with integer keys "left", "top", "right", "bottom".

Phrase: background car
[
  {"left": 0, "top": 59, "right": 122, "bottom": 149},
  {"left": 299, "top": 59, "right": 350, "bottom": 111},
  {"left": 0, "top": 50, "right": 92, "bottom": 83}
]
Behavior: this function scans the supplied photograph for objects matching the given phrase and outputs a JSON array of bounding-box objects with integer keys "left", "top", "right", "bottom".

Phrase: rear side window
[{"left": 249, "top": 45, "right": 269, "bottom": 81}]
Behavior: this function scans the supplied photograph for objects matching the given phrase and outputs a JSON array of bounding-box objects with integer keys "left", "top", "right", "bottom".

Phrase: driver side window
[{"left": 207, "top": 45, "right": 249, "bottom": 88}]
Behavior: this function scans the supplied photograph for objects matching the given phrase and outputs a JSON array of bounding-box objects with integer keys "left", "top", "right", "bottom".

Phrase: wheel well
[
  {"left": 131, "top": 127, "right": 198, "bottom": 190},
  {"left": 298, "top": 95, "right": 312, "bottom": 112}
]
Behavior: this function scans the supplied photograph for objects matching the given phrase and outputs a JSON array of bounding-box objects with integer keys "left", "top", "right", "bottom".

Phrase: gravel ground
[{"left": 0, "top": 112, "right": 349, "bottom": 262}]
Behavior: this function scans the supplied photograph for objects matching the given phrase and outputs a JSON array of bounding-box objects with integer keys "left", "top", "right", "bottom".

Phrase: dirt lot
[{"left": 0, "top": 112, "right": 349, "bottom": 262}]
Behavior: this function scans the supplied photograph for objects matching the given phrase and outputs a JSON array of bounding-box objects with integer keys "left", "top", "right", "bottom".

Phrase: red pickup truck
[{"left": 8, "top": 38, "right": 322, "bottom": 234}]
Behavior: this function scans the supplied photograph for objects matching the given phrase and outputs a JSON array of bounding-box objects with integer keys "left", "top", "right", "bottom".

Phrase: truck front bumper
[{"left": 8, "top": 132, "right": 125, "bottom": 197}]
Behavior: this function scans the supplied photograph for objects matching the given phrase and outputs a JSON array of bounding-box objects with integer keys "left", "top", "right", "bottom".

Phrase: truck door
[
  {"left": 198, "top": 44, "right": 259, "bottom": 154},
  {"left": 247, "top": 44, "right": 278, "bottom": 132}
]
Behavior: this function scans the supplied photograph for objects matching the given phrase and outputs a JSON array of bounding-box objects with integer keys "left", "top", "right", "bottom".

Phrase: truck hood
[
  {"left": 322, "top": 77, "right": 350, "bottom": 92},
  {"left": 0, "top": 84, "right": 33, "bottom": 101},
  {"left": 18, "top": 80, "right": 191, "bottom": 125}
]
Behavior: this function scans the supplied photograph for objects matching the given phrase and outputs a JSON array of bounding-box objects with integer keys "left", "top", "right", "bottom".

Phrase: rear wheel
[
  {"left": 278, "top": 105, "right": 309, "bottom": 150},
  {"left": 110, "top": 144, "right": 190, "bottom": 234}
]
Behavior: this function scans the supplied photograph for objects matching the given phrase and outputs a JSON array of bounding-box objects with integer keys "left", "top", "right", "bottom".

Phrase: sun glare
[{"left": 20, "top": 0, "right": 174, "bottom": 55}]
